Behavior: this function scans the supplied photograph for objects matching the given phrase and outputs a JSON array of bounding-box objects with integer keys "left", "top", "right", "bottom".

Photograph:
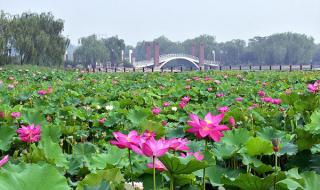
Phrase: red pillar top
[
  {"left": 154, "top": 42, "right": 160, "bottom": 66},
  {"left": 145, "top": 42, "right": 152, "bottom": 61}
]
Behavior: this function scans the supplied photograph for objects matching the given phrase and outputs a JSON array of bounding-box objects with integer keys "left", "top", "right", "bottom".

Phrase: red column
[
  {"left": 199, "top": 43, "right": 205, "bottom": 66},
  {"left": 191, "top": 43, "right": 196, "bottom": 57},
  {"left": 154, "top": 42, "right": 160, "bottom": 66},
  {"left": 145, "top": 42, "right": 151, "bottom": 61}
]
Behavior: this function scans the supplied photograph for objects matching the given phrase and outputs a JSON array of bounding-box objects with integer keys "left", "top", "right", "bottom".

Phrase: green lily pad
[
  {"left": 0, "top": 126, "right": 16, "bottom": 151},
  {"left": 158, "top": 153, "right": 208, "bottom": 175},
  {"left": 0, "top": 163, "right": 70, "bottom": 190}
]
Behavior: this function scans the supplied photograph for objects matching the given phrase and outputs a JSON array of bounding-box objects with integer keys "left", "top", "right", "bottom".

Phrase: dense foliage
[
  {"left": 74, "top": 35, "right": 126, "bottom": 68},
  {"left": 0, "top": 11, "right": 68, "bottom": 66},
  {"left": 0, "top": 67, "right": 320, "bottom": 189},
  {"left": 2, "top": 10, "right": 319, "bottom": 67},
  {"left": 134, "top": 34, "right": 319, "bottom": 66}
]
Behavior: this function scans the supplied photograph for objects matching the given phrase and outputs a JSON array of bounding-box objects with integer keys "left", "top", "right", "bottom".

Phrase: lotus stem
[
  {"left": 128, "top": 149, "right": 134, "bottom": 187},
  {"left": 203, "top": 139, "right": 208, "bottom": 190},
  {"left": 153, "top": 156, "right": 156, "bottom": 190},
  {"left": 170, "top": 178, "right": 174, "bottom": 190},
  {"left": 28, "top": 143, "right": 32, "bottom": 163},
  {"left": 274, "top": 153, "right": 278, "bottom": 190}
]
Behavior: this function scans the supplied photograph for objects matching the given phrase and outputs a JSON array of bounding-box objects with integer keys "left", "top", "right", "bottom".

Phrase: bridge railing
[
  {"left": 76, "top": 64, "right": 319, "bottom": 73},
  {"left": 204, "top": 60, "right": 220, "bottom": 66},
  {"left": 133, "top": 59, "right": 154, "bottom": 67},
  {"left": 159, "top": 54, "right": 199, "bottom": 61}
]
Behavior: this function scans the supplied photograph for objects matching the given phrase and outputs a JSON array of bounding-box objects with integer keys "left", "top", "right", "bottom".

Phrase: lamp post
[{"left": 212, "top": 50, "right": 216, "bottom": 62}]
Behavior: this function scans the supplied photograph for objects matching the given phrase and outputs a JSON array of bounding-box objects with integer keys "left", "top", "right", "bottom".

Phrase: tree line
[
  {"left": 0, "top": 11, "right": 69, "bottom": 67},
  {"left": 1, "top": 11, "right": 320, "bottom": 67},
  {"left": 73, "top": 35, "right": 125, "bottom": 69},
  {"left": 134, "top": 34, "right": 320, "bottom": 65}
]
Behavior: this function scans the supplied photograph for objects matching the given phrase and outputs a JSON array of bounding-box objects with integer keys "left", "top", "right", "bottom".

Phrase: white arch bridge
[{"left": 133, "top": 54, "right": 219, "bottom": 70}]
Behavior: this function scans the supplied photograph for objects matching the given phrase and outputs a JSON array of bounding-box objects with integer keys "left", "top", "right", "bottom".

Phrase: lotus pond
[{"left": 0, "top": 68, "right": 320, "bottom": 190}]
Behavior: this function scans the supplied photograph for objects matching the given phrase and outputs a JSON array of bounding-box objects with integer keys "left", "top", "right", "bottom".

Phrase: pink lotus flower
[
  {"left": 181, "top": 96, "right": 190, "bottom": 103},
  {"left": 0, "top": 155, "right": 9, "bottom": 168},
  {"left": 217, "top": 106, "right": 229, "bottom": 113},
  {"left": 258, "top": 91, "right": 266, "bottom": 97},
  {"left": 162, "top": 121, "right": 167, "bottom": 126},
  {"left": 179, "top": 101, "right": 187, "bottom": 109},
  {"left": 152, "top": 107, "right": 161, "bottom": 115},
  {"left": 11, "top": 112, "right": 21, "bottom": 119},
  {"left": 0, "top": 111, "right": 4, "bottom": 119},
  {"left": 185, "top": 85, "right": 191, "bottom": 90},
  {"left": 248, "top": 103, "right": 258, "bottom": 110},
  {"left": 207, "top": 87, "right": 213, "bottom": 92},
  {"left": 193, "top": 77, "right": 200, "bottom": 81},
  {"left": 47, "top": 86, "right": 53, "bottom": 94},
  {"left": 204, "top": 76, "right": 211, "bottom": 81},
  {"left": 216, "top": 93, "right": 224, "bottom": 97},
  {"left": 99, "top": 118, "right": 106, "bottom": 124},
  {"left": 193, "top": 152, "right": 204, "bottom": 161},
  {"left": 131, "top": 137, "right": 169, "bottom": 157},
  {"left": 180, "top": 151, "right": 204, "bottom": 161},
  {"left": 186, "top": 79, "right": 192, "bottom": 83},
  {"left": 272, "top": 99, "right": 281, "bottom": 105},
  {"left": 16, "top": 124, "right": 41, "bottom": 143},
  {"left": 162, "top": 102, "right": 170, "bottom": 107},
  {"left": 229, "top": 117, "right": 236, "bottom": 128},
  {"left": 307, "top": 84, "right": 318, "bottom": 93},
  {"left": 235, "top": 97, "right": 243, "bottom": 102},
  {"left": 147, "top": 159, "right": 167, "bottom": 171},
  {"left": 167, "top": 138, "right": 190, "bottom": 152},
  {"left": 142, "top": 130, "right": 156, "bottom": 140},
  {"left": 37, "top": 90, "right": 47, "bottom": 95},
  {"left": 110, "top": 130, "right": 140, "bottom": 149},
  {"left": 187, "top": 113, "right": 229, "bottom": 142},
  {"left": 261, "top": 97, "right": 273, "bottom": 103}
]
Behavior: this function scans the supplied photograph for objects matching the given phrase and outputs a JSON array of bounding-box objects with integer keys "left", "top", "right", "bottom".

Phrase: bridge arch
[{"left": 158, "top": 57, "right": 200, "bottom": 70}]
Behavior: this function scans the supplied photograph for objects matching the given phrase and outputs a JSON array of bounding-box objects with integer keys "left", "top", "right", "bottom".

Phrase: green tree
[
  {"left": 103, "top": 36, "right": 125, "bottom": 67},
  {"left": 0, "top": 11, "right": 11, "bottom": 65},
  {"left": 246, "top": 33, "right": 316, "bottom": 65},
  {"left": 0, "top": 11, "right": 67, "bottom": 66},
  {"left": 219, "top": 39, "right": 246, "bottom": 65},
  {"left": 74, "top": 34, "right": 108, "bottom": 69},
  {"left": 312, "top": 44, "right": 320, "bottom": 64}
]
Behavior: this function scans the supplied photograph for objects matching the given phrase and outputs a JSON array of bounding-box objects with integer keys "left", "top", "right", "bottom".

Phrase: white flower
[
  {"left": 171, "top": 107, "right": 177, "bottom": 111},
  {"left": 105, "top": 105, "right": 113, "bottom": 111},
  {"left": 7, "top": 84, "right": 14, "bottom": 89},
  {"left": 125, "top": 182, "right": 143, "bottom": 190}
]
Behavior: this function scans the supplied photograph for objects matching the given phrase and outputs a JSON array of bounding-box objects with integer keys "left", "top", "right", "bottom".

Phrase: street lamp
[{"left": 212, "top": 50, "right": 216, "bottom": 62}]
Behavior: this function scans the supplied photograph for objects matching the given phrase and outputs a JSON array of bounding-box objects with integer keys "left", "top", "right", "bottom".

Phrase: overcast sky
[{"left": 1, "top": 0, "right": 319, "bottom": 45}]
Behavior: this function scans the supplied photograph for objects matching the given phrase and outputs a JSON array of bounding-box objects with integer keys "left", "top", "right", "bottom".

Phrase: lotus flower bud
[{"left": 272, "top": 138, "right": 280, "bottom": 152}]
